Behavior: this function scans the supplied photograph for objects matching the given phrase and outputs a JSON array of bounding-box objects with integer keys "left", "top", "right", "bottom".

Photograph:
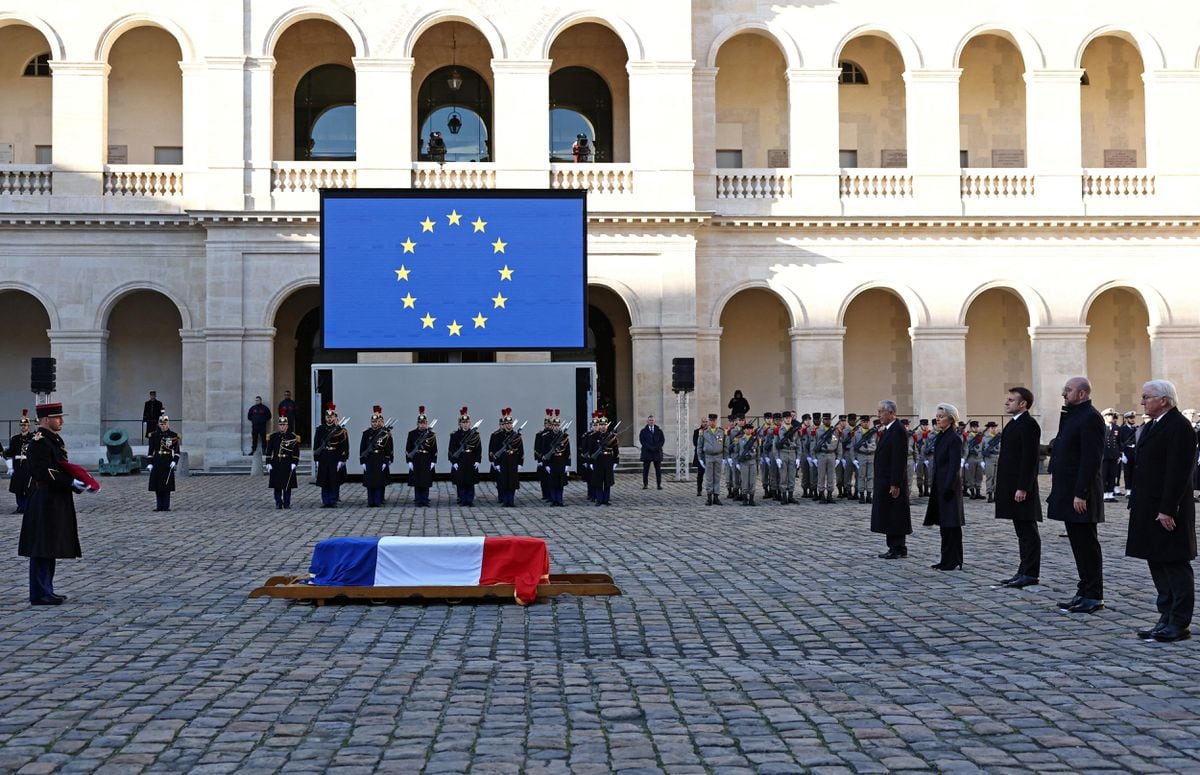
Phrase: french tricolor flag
[{"left": 308, "top": 536, "right": 550, "bottom": 604}]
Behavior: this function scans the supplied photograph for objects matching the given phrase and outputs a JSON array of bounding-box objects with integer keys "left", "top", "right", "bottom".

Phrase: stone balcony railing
[
  {"left": 714, "top": 168, "right": 792, "bottom": 200},
  {"left": 0, "top": 164, "right": 53, "bottom": 195},
  {"left": 839, "top": 169, "right": 914, "bottom": 199},
  {"left": 550, "top": 163, "right": 634, "bottom": 195},
  {"left": 412, "top": 162, "right": 496, "bottom": 189},
  {"left": 102, "top": 165, "right": 184, "bottom": 197},
  {"left": 1082, "top": 169, "right": 1155, "bottom": 197},
  {"left": 271, "top": 161, "right": 357, "bottom": 193},
  {"left": 961, "top": 170, "right": 1036, "bottom": 198}
]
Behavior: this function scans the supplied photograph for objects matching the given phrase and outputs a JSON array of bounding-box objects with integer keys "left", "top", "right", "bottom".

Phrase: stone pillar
[
  {"left": 910, "top": 326, "right": 968, "bottom": 419},
  {"left": 491, "top": 60, "right": 551, "bottom": 189},
  {"left": 246, "top": 57, "right": 275, "bottom": 210},
  {"left": 692, "top": 67, "right": 718, "bottom": 212},
  {"left": 1029, "top": 326, "right": 1089, "bottom": 442},
  {"left": 786, "top": 68, "right": 841, "bottom": 215},
  {"left": 1025, "top": 69, "right": 1085, "bottom": 216},
  {"left": 627, "top": 61, "right": 696, "bottom": 211},
  {"left": 903, "top": 69, "right": 962, "bottom": 215},
  {"left": 629, "top": 326, "right": 660, "bottom": 448},
  {"left": 203, "top": 328, "right": 246, "bottom": 468},
  {"left": 240, "top": 328, "right": 275, "bottom": 455},
  {"left": 48, "top": 329, "right": 108, "bottom": 453},
  {"left": 790, "top": 328, "right": 845, "bottom": 412},
  {"left": 658, "top": 326, "right": 699, "bottom": 462},
  {"left": 178, "top": 62, "right": 210, "bottom": 209},
  {"left": 179, "top": 328, "right": 207, "bottom": 467},
  {"left": 695, "top": 327, "right": 722, "bottom": 419},
  {"left": 202, "top": 57, "right": 249, "bottom": 209},
  {"left": 1149, "top": 326, "right": 1200, "bottom": 402},
  {"left": 354, "top": 57, "right": 414, "bottom": 188},
  {"left": 48, "top": 62, "right": 109, "bottom": 198},
  {"left": 1144, "top": 71, "right": 1200, "bottom": 212}
]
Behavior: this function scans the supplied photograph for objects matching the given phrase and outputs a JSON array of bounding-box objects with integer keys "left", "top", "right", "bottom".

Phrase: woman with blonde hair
[{"left": 924, "top": 402, "right": 966, "bottom": 570}]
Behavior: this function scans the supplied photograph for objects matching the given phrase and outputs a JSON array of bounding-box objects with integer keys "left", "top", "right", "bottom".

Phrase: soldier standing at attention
[
  {"left": 1101, "top": 408, "right": 1122, "bottom": 502},
  {"left": 19, "top": 402, "right": 84, "bottom": 605},
  {"left": 265, "top": 415, "right": 300, "bottom": 509},
  {"left": 6, "top": 410, "right": 33, "bottom": 513},
  {"left": 776, "top": 411, "right": 800, "bottom": 504},
  {"left": 699, "top": 413, "right": 725, "bottom": 506},
  {"left": 841, "top": 414, "right": 860, "bottom": 499},
  {"left": 580, "top": 415, "right": 598, "bottom": 502},
  {"left": 724, "top": 414, "right": 743, "bottom": 502},
  {"left": 405, "top": 406, "right": 437, "bottom": 507},
  {"left": 981, "top": 421, "right": 1001, "bottom": 502},
  {"left": 899, "top": 418, "right": 913, "bottom": 495},
  {"left": 853, "top": 415, "right": 877, "bottom": 503},
  {"left": 544, "top": 410, "right": 572, "bottom": 506},
  {"left": 964, "top": 420, "right": 985, "bottom": 500},
  {"left": 796, "top": 413, "right": 813, "bottom": 498},
  {"left": 1118, "top": 410, "right": 1138, "bottom": 497},
  {"left": 146, "top": 413, "right": 181, "bottom": 512},
  {"left": 534, "top": 410, "right": 554, "bottom": 501},
  {"left": 489, "top": 409, "right": 524, "bottom": 507},
  {"left": 691, "top": 418, "right": 705, "bottom": 497},
  {"left": 912, "top": 419, "right": 931, "bottom": 497},
  {"left": 448, "top": 407, "right": 482, "bottom": 507},
  {"left": 590, "top": 413, "right": 619, "bottom": 506},
  {"left": 360, "top": 406, "right": 393, "bottom": 507},
  {"left": 814, "top": 413, "right": 840, "bottom": 504},
  {"left": 736, "top": 424, "right": 760, "bottom": 506},
  {"left": 313, "top": 403, "right": 348, "bottom": 508}
]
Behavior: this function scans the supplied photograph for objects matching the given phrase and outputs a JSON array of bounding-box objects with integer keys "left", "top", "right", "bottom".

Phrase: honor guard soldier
[
  {"left": 852, "top": 415, "right": 878, "bottom": 503},
  {"left": 1118, "top": 410, "right": 1138, "bottom": 495},
  {"left": 360, "top": 406, "right": 394, "bottom": 507},
  {"left": 589, "top": 412, "right": 619, "bottom": 506},
  {"left": 724, "top": 414, "right": 743, "bottom": 501},
  {"left": 912, "top": 419, "right": 932, "bottom": 497},
  {"left": 6, "top": 410, "right": 33, "bottom": 513},
  {"left": 813, "top": 413, "right": 840, "bottom": 504},
  {"left": 840, "top": 414, "right": 859, "bottom": 499},
  {"left": 736, "top": 423, "right": 760, "bottom": 506},
  {"left": 489, "top": 409, "right": 524, "bottom": 507},
  {"left": 691, "top": 418, "right": 706, "bottom": 497},
  {"left": 899, "top": 418, "right": 913, "bottom": 494},
  {"left": 405, "top": 406, "right": 437, "bottom": 507},
  {"left": 698, "top": 413, "right": 725, "bottom": 505},
  {"left": 964, "top": 420, "right": 985, "bottom": 500},
  {"left": 313, "top": 403, "right": 349, "bottom": 508},
  {"left": 147, "top": 413, "right": 181, "bottom": 511},
  {"left": 580, "top": 414, "right": 599, "bottom": 501},
  {"left": 981, "top": 421, "right": 1001, "bottom": 502},
  {"left": 265, "top": 415, "right": 300, "bottom": 508},
  {"left": 544, "top": 410, "right": 572, "bottom": 506},
  {"left": 776, "top": 411, "right": 800, "bottom": 504},
  {"left": 758, "top": 412, "right": 774, "bottom": 500},
  {"left": 806, "top": 409, "right": 822, "bottom": 497},
  {"left": 448, "top": 407, "right": 482, "bottom": 506},
  {"left": 534, "top": 410, "right": 555, "bottom": 501},
  {"left": 920, "top": 421, "right": 938, "bottom": 497},
  {"left": 1101, "top": 408, "right": 1122, "bottom": 501},
  {"left": 766, "top": 413, "right": 785, "bottom": 499},
  {"left": 796, "top": 413, "right": 813, "bottom": 498}
]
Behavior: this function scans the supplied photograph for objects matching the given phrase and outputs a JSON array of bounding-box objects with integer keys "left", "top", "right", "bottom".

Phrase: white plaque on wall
[
  {"left": 766, "top": 149, "right": 788, "bottom": 168},
  {"left": 107, "top": 145, "right": 128, "bottom": 165},
  {"left": 0, "top": 143, "right": 13, "bottom": 164},
  {"left": 991, "top": 149, "right": 1026, "bottom": 168},
  {"left": 880, "top": 149, "right": 907, "bottom": 168},
  {"left": 1103, "top": 149, "right": 1137, "bottom": 168}
]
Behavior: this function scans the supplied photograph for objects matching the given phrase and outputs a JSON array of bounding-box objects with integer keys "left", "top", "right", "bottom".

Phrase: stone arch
[
  {"left": 262, "top": 276, "right": 320, "bottom": 330},
  {"left": 1074, "top": 26, "right": 1164, "bottom": 70},
  {"left": 957, "top": 280, "right": 1048, "bottom": 328},
  {"left": 719, "top": 286, "right": 793, "bottom": 417},
  {"left": 952, "top": 23, "right": 1044, "bottom": 70},
  {"left": 0, "top": 13, "right": 64, "bottom": 60},
  {"left": 1080, "top": 280, "right": 1168, "bottom": 328},
  {"left": 587, "top": 276, "right": 642, "bottom": 329},
  {"left": 0, "top": 280, "right": 59, "bottom": 329},
  {"left": 95, "top": 13, "right": 195, "bottom": 63},
  {"left": 542, "top": 10, "right": 643, "bottom": 61},
  {"left": 836, "top": 281, "right": 926, "bottom": 328},
  {"left": 963, "top": 287, "right": 1034, "bottom": 420},
  {"left": 262, "top": 6, "right": 367, "bottom": 58},
  {"left": 1084, "top": 285, "right": 1153, "bottom": 413},
  {"left": 841, "top": 287, "right": 915, "bottom": 415},
  {"left": 101, "top": 288, "right": 184, "bottom": 434},
  {"left": 832, "top": 25, "right": 922, "bottom": 71},
  {"left": 706, "top": 21, "right": 801, "bottom": 70},
  {"left": 404, "top": 9, "right": 504, "bottom": 59},
  {"left": 95, "top": 281, "right": 193, "bottom": 331},
  {"left": 710, "top": 279, "right": 803, "bottom": 329}
]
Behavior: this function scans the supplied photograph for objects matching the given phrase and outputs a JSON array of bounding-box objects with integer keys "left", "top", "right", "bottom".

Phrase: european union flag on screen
[{"left": 322, "top": 191, "right": 586, "bottom": 350}]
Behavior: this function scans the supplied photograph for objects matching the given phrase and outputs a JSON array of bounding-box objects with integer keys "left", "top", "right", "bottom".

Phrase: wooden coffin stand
[{"left": 249, "top": 572, "right": 620, "bottom": 606}]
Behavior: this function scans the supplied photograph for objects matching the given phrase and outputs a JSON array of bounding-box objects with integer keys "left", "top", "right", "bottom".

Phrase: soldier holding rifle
[{"left": 449, "top": 407, "right": 483, "bottom": 506}]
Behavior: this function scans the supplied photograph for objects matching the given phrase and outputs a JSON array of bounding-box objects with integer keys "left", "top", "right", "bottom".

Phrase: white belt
[{"left": 14, "top": 455, "right": 26, "bottom": 460}]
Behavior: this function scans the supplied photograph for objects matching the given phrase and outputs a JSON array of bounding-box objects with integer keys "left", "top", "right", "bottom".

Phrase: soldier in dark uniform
[
  {"left": 146, "top": 413, "right": 181, "bottom": 512},
  {"left": 448, "top": 407, "right": 482, "bottom": 506},
  {"left": 6, "top": 410, "right": 33, "bottom": 513},
  {"left": 534, "top": 410, "right": 554, "bottom": 501},
  {"left": 18, "top": 402, "right": 83, "bottom": 605},
  {"left": 265, "top": 415, "right": 300, "bottom": 508},
  {"left": 489, "top": 409, "right": 524, "bottom": 507},
  {"left": 691, "top": 418, "right": 705, "bottom": 497},
  {"left": 360, "top": 405, "right": 393, "bottom": 507},
  {"left": 1101, "top": 408, "right": 1122, "bottom": 501},
  {"left": 312, "top": 403, "right": 349, "bottom": 508},
  {"left": 405, "top": 406, "right": 437, "bottom": 507},
  {"left": 141, "top": 390, "right": 163, "bottom": 441},
  {"left": 590, "top": 412, "right": 619, "bottom": 506},
  {"left": 1119, "top": 410, "right": 1138, "bottom": 496},
  {"left": 580, "top": 415, "right": 599, "bottom": 501},
  {"left": 544, "top": 410, "right": 572, "bottom": 506}
]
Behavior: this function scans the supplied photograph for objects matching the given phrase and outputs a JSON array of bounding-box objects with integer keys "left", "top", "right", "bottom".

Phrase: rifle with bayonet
[
  {"left": 405, "top": 419, "right": 438, "bottom": 460},
  {"left": 449, "top": 419, "right": 484, "bottom": 463}
]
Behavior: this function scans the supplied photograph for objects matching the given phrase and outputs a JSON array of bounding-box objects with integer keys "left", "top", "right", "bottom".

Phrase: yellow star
[
  {"left": 492, "top": 293, "right": 507, "bottom": 309},
  {"left": 447, "top": 320, "right": 462, "bottom": 336},
  {"left": 472, "top": 217, "right": 487, "bottom": 233},
  {"left": 420, "top": 312, "right": 436, "bottom": 328},
  {"left": 446, "top": 210, "right": 462, "bottom": 226},
  {"left": 472, "top": 312, "right": 487, "bottom": 328},
  {"left": 498, "top": 265, "right": 514, "bottom": 281},
  {"left": 401, "top": 293, "right": 416, "bottom": 309},
  {"left": 394, "top": 265, "right": 411, "bottom": 281},
  {"left": 492, "top": 238, "right": 507, "bottom": 253},
  {"left": 401, "top": 238, "right": 416, "bottom": 253},
  {"left": 420, "top": 217, "right": 435, "bottom": 233}
]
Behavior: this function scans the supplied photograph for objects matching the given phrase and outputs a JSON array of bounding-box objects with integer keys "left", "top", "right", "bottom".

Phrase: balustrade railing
[
  {"left": 961, "top": 170, "right": 1035, "bottom": 197},
  {"left": 0, "top": 165, "right": 52, "bottom": 195},
  {"left": 103, "top": 165, "right": 184, "bottom": 196},
  {"left": 1082, "top": 170, "right": 1155, "bottom": 197},
  {"left": 411, "top": 163, "right": 496, "bottom": 189},
  {"left": 714, "top": 168, "right": 792, "bottom": 199},
  {"left": 271, "top": 162, "right": 356, "bottom": 192},
  {"left": 839, "top": 170, "right": 913, "bottom": 198},
  {"left": 550, "top": 163, "right": 634, "bottom": 194}
]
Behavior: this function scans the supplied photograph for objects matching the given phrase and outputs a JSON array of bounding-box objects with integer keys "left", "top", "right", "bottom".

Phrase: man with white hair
[{"left": 1126, "top": 379, "right": 1197, "bottom": 642}]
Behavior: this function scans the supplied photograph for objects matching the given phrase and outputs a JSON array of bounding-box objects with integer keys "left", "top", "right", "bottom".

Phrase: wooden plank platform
[{"left": 249, "top": 572, "right": 621, "bottom": 605}]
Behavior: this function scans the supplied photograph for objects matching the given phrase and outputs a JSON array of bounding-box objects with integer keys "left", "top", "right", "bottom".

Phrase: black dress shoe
[
  {"left": 931, "top": 562, "right": 963, "bottom": 571},
  {"left": 50, "top": 593, "right": 66, "bottom": 602},
  {"left": 1005, "top": 575, "right": 1040, "bottom": 589},
  {"left": 1137, "top": 623, "right": 1166, "bottom": 639},
  {"left": 878, "top": 549, "right": 905, "bottom": 559},
  {"left": 1067, "top": 598, "right": 1104, "bottom": 614},
  {"left": 1057, "top": 595, "right": 1083, "bottom": 610},
  {"left": 30, "top": 597, "right": 62, "bottom": 606},
  {"left": 1153, "top": 627, "right": 1191, "bottom": 642},
  {"left": 998, "top": 575, "right": 1019, "bottom": 586}
]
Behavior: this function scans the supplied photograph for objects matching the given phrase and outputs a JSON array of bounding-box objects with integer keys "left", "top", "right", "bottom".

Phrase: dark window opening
[{"left": 294, "top": 64, "right": 356, "bottom": 161}]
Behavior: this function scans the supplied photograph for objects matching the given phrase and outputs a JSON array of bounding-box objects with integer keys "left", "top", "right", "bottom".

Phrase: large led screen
[{"left": 322, "top": 190, "right": 586, "bottom": 350}]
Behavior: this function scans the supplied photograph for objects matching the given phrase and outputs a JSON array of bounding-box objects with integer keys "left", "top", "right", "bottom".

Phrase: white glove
[
  {"left": 517, "top": 465, "right": 523, "bottom": 472},
  {"left": 290, "top": 463, "right": 296, "bottom": 470},
  {"left": 71, "top": 478, "right": 86, "bottom": 492},
  {"left": 408, "top": 462, "right": 414, "bottom": 471},
  {"left": 383, "top": 463, "right": 389, "bottom": 471},
  {"left": 337, "top": 461, "right": 345, "bottom": 470},
  {"left": 612, "top": 463, "right": 617, "bottom": 471},
  {"left": 775, "top": 458, "right": 782, "bottom": 467},
  {"left": 452, "top": 463, "right": 459, "bottom": 471},
  {"left": 545, "top": 465, "right": 551, "bottom": 472},
  {"left": 1119, "top": 454, "right": 1128, "bottom": 464},
  {"left": 169, "top": 461, "right": 176, "bottom": 470},
  {"left": 430, "top": 462, "right": 435, "bottom": 471},
  {"left": 474, "top": 462, "right": 479, "bottom": 470},
  {"left": 266, "top": 464, "right": 272, "bottom": 472},
  {"left": 147, "top": 464, "right": 153, "bottom": 473},
  {"left": 566, "top": 466, "right": 571, "bottom": 473},
  {"left": 698, "top": 459, "right": 706, "bottom": 469}
]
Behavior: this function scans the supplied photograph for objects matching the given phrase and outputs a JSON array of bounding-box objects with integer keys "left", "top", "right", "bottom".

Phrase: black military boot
[
  {"left": 859, "top": 492, "right": 866, "bottom": 504},
  {"left": 866, "top": 492, "right": 873, "bottom": 504},
  {"left": 713, "top": 494, "right": 721, "bottom": 506},
  {"left": 706, "top": 493, "right": 713, "bottom": 506},
  {"left": 987, "top": 492, "right": 994, "bottom": 503}
]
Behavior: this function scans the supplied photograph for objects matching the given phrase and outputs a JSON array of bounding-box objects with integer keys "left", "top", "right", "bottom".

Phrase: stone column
[
  {"left": 627, "top": 61, "right": 696, "bottom": 211},
  {"left": 1028, "top": 326, "right": 1089, "bottom": 442},
  {"left": 48, "top": 329, "right": 108, "bottom": 453},
  {"left": 179, "top": 328, "right": 207, "bottom": 468},
  {"left": 790, "top": 328, "right": 845, "bottom": 412},
  {"left": 178, "top": 62, "right": 210, "bottom": 208},
  {"left": 629, "top": 326, "right": 660, "bottom": 449},
  {"left": 909, "top": 326, "right": 968, "bottom": 419},
  {"left": 695, "top": 327, "right": 722, "bottom": 419},
  {"left": 1025, "top": 69, "right": 1085, "bottom": 216},
  {"left": 692, "top": 67, "right": 718, "bottom": 212},
  {"left": 48, "top": 61, "right": 109, "bottom": 198},
  {"left": 246, "top": 57, "right": 275, "bottom": 210},
  {"left": 1149, "top": 325, "right": 1200, "bottom": 400},
  {"left": 1144, "top": 71, "right": 1200, "bottom": 212},
  {"left": 490, "top": 60, "right": 551, "bottom": 189},
  {"left": 202, "top": 57, "right": 249, "bottom": 209},
  {"left": 239, "top": 327, "right": 276, "bottom": 454},
  {"left": 786, "top": 69, "right": 841, "bottom": 215},
  {"left": 354, "top": 57, "right": 414, "bottom": 188},
  {"left": 903, "top": 69, "right": 962, "bottom": 215},
  {"left": 203, "top": 327, "right": 246, "bottom": 468}
]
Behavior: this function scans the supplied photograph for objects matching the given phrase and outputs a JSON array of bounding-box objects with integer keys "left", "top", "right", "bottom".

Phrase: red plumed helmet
[
  {"left": 419, "top": 405, "right": 425, "bottom": 414},
  {"left": 554, "top": 409, "right": 560, "bottom": 416},
  {"left": 460, "top": 406, "right": 468, "bottom": 414},
  {"left": 373, "top": 405, "right": 382, "bottom": 414},
  {"left": 326, "top": 402, "right": 336, "bottom": 411}
]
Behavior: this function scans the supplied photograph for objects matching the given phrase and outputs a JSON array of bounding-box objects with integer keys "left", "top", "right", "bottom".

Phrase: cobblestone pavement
[{"left": 2, "top": 473, "right": 1199, "bottom": 774}]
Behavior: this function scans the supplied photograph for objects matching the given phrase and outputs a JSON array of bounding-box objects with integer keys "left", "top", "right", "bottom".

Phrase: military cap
[
  {"left": 772, "top": 412, "right": 782, "bottom": 419},
  {"left": 782, "top": 410, "right": 793, "bottom": 417},
  {"left": 900, "top": 418, "right": 910, "bottom": 425},
  {"left": 985, "top": 421, "right": 998, "bottom": 428},
  {"left": 1102, "top": 407, "right": 1117, "bottom": 417},
  {"left": 708, "top": 413, "right": 718, "bottom": 420},
  {"left": 918, "top": 418, "right": 929, "bottom": 425},
  {"left": 968, "top": 420, "right": 979, "bottom": 427},
  {"left": 35, "top": 402, "right": 64, "bottom": 419},
  {"left": 18, "top": 408, "right": 30, "bottom": 425},
  {"left": 459, "top": 406, "right": 471, "bottom": 422},
  {"left": 371, "top": 405, "right": 385, "bottom": 422},
  {"left": 821, "top": 412, "right": 832, "bottom": 420},
  {"left": 847, "top": 413, "right": 857, "bottom": 422},
  {"left": 837, "top": 414, "right": 847, "bottom": 421},
  {"left": 800, "top": 413, "right": 811, "bottom": 420},
  {"left": 416, "top": 405, "right": 428, "bottom": 423},
  {"left": 323, "top": 402, "right": 337, "bottom": 419},
  {"left": 1123, "top": 411, "right": 1136, "bottom": 418}
]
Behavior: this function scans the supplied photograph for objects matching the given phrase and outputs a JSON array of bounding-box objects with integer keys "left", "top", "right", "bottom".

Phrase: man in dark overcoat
[
  {"left": 18, "top": 402, "right": 82, "bottom": 605},
  {"left": 639, "top": 414, "right": 665, "bottom": 490},
  {"left": 1126, "top": 380, "right": 1197, "bottom": 642},
  {"left": 1047, "top": 376, "right": 1106, "bottom": 613},
  {"left": 995, "top": 387, "right": 1043, "bottom": 588},
  {"left": 871, "top": 399, "right": 912, "bottom": 558},
  {"left": 146, "top": 413, "right": 181, "bottom": 512}
]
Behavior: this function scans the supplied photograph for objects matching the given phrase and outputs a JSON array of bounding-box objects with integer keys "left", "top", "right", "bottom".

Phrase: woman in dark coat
[
  {"left": 727, "top": 390, "right": 750, "bottom": 419},
  {"left": 924, "top": 403, "right": 966, "bottom": 570}
]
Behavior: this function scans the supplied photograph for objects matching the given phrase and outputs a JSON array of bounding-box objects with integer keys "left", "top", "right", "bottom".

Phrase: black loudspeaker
[
  {"left": 671, "top": 357, "right": 694, "bottom": 393},
  {"left": 31, "top": 357, "right": 56, "bottom": 393}
]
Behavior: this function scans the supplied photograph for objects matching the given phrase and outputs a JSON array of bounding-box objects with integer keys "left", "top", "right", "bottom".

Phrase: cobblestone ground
[{"left": 1, "top": 472, "right": 1199, "bottom": 774}]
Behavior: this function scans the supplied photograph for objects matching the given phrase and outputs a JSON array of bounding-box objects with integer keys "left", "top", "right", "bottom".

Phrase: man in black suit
[
  {"left": 141, "top": 390, "right": 163, "bottom": 441},
  {"left": 995, "top": 387, "right": 1043, "bottom": 588},
  {"left": 1047, "top": 376, "right": 1106, "bottom": 613},
  {"left": 1126, "top": 380, "right": 1197, "bottom": 642},
  {"left": 871, "top": 399, "right": 911, "bottom": 559}
]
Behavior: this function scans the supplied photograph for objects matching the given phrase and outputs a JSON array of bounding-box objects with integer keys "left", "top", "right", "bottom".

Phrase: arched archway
[
  {"left": 959, "top": 35, "right": 1026, "bottom": 168},
  {"left": 548, "top": 23, "right": 630, "bottom": 163},
  {"left": 413, "top": 22, "right": 494, "bottom": 162},
  {"left": 1086, "top": 287, "right": 1150, "bottom": 412},
  {"left": 106, "top": 26, "right": 182, "bottom": 165},
  {"left": 273, "top": 286, "right": 319, "bottom": 442},
  {"left": 843, "top": 289, "right": 913, "bottom": 414},
  {"left": 0, "top": 23, "right": 52, "bottom": 164},
  {"left": 719, "top": 289, "right": 791, "bottom": 416},
  {"left": 587, "top": 285, "right": 632, "bottom": 445},
  {"left": 273, "top": 19, "right": 355, "bottom": 161},
  {"left": 837, "top": 35, "right": 907, "bottom": 168},
  {"left": 294, "top": 64, "right": 355, "bottom": 160},
  {"left": 714, "top": 34, "right": 788, "bottom": 169},
  {"left": 964, "top": 288, "right": 1031, "bottom": 420},
  {"left": 0, "top": 290, "right": 51, "bottom": 431},
  {"left": 1080, "top": 35, "right": 1146, "bottom": 168},
  {"left": 103, "top": 291, "right": 181, "bottom": 438}
]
